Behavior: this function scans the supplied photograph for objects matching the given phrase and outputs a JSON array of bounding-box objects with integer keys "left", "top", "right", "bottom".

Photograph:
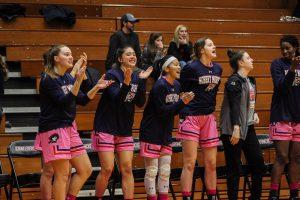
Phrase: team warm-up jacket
[
  {"left": 94, "top": 68, "right": 146, "bottom": 137},
  {"left": 270, "top": 58, "right": 300, "bottom": 123},
  {"left": 179, "top": 59, "right": 222, "bottom": 118},
  {"left": 38, "top": 73, "right": 90, "bottom": 133},
  {"left": 139, "top": 78, "right": 185, "bottom": 145}
]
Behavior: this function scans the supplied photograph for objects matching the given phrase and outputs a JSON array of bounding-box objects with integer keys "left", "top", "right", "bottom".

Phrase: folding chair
[
  {"left": 7, "top": 140, "right": 41, "bottom": 200},
  {"left": 0, "top": 160, "right": 10, "bottom": 200}
]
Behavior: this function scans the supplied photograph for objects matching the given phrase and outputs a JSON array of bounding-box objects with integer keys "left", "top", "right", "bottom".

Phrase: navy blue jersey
[
  {"left": 270, "top": 58, "right": 300, "bottom": 123},
  {"left": 94, "top": 68, "right": 146, "bottom": 136},
  {"left": 39, "top": 73, "right": 90, "bottom": 133},
  {"left": 139, "top": 78, "right": 185, "bottom": 145},
  {"left": 179, "top": 59, "right": 222, "bottom": 117}
]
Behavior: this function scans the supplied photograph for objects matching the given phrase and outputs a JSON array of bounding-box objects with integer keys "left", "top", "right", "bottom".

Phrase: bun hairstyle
[
  {"left": 112, "top": 45, "right": 134, "bottom": 69},
  {"left": 227, "top": 49, "right": 246, "bottom": 73},
  {"left": 193, "top": 37, "right": 209, "bottom": 60},
  {"left": 280, "top": 35, "right": 300, "bottom": 56}
]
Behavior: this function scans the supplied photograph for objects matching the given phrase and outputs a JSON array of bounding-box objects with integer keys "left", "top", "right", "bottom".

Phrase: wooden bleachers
[
  {"left": 102, "top": 4, "right": 292, "bottom": 20},
  {"left": 0, "top": 0, "right": 297, "bottom": 8},
  {"left": 0, "top": 17, "right": 116, "bottom": 31},
  {"left": 6, "top": 45, "right": 281, "bottom": 61}
]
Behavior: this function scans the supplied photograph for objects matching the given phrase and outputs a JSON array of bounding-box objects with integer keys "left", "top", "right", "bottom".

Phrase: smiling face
[
  {"left": 164, "top": 59, "right": 181, "bottom": 80},
  {"left": 281, "top": 41, "right": 297, "bottom": 60},
  {"left": 201, "top": 38, "right": 217, "bottom": 60},
  {"left": 239, "top": 52, "right": 254, "bottom": 71},
  {"left": 119, "top": 47, "right": 137, "bottom": 68},
  {"left": 54, "top": 46, "right": 73, "bottom": 69}
]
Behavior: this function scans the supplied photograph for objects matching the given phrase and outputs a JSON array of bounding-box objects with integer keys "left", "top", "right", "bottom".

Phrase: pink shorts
[
  {"left": 177, "top": 114, "right": 219, "bottom": 148},
  {"left": 269, "top": 122, "right": 300, "bottom": 142},
  {"left": 92, "top": 132, "right": 134, "bottom": 152},
  {"left": 34, "top": 122, "right": 86, "bottom": 163},
  {"left": 139, "top": 142, "right": 172, "bottom": 158}
]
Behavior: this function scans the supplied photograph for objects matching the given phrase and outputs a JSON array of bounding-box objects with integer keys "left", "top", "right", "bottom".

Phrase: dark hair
[
  {"left": 158, "top": 55, "right": 175, "bottom": 76},
  {"left": 227, "top": 49, "right": 246, "bottom": 73},
  {"left": 145, "top": 32, "right": 163, "bottom": 59},
  {"left": 280, "top": 35, "right": 300, "bottom": 56},
  {"left": 113, "top": 45, "right": 135, "bottom": 69},
  {"left": 193, "top": 37, "right": 209, "bottom": 59},
  {"left": 44, "top": 45, "right": 67, "bottom": 78}
]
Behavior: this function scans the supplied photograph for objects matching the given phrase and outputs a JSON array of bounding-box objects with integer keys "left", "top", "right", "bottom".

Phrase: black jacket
[{"left": 105, "top": 30, "right": 142, "bottom": 70}]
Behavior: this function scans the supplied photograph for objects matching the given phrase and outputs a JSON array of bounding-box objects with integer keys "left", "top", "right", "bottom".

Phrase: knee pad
[
  {"left": 145, "top": 165, "right": 158, "bottom": 181},
  {"left": 159, "top": 164, "right": 171, "bottom": 181}
]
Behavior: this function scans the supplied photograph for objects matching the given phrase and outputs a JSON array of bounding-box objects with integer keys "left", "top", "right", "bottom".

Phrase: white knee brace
[
  {"left": 159, "top": 164, "right": 171, "bottom": 181},
  {"left": 145, "top": 165, "right": 158, "bottom": 181}
]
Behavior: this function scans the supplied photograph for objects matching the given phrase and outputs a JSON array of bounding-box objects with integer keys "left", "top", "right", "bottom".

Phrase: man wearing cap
[{"left": 105, "top": 13, "right": 142, "bottom": 71}]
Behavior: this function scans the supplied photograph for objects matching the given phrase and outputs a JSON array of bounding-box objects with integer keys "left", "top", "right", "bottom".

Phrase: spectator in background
[
  {"left": 105, "top": 13, "right": 142, "bottom": 71},
  {"left": 0, "top": 55, "right": 8, "bottom": 125},
  {"left": 142, "top": 32, "right": 165, "bottom": 80},
  {"left": 167, "top": 25, "right": 193, "bottom": 68}
]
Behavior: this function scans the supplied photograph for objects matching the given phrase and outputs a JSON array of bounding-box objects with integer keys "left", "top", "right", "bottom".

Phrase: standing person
[
  {"left": 35, "top": 45, "right": 112, "bottom": 200},
  {"left": 92, "top": 46, "right": 153, "bottom": 200},
  {"left": 35, "top": 51, "right": 92, "bottom": 200},
  {"left": 105, "top": 13, "right": 142, "bottom": 71},
  {"left": 139, "top": 55, "right": 194, "bottom": 200},
  {"left": 220, "top": 49, "right": 265, "bottom": 200},
  {"left": 167, "top": 25, "right": 193, "bottom": 68},
  {"left": 176, "top": 37, "right": 222, "bottom": 200},
  {"left": 269, "top": 35, "right": 300, "bottom": 200}
]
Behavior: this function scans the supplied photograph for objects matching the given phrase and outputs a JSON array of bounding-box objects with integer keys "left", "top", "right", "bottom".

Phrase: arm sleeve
[
  {"left": 105, "top": 72, "right": 131, "bottom": 103},
  {"left": 105, "top": 33, "right": 119, "bottom": 71},
  {"left": 226, "top": 79, "right": 243, "bottom": 126},
  {"left": 153, "top": 84, "right": 185, "bottom": 117},
  {"left": 76, "top": 90, "right": 90, "bottom": 106},
  {"left": 270, "top": 61, "right": 295, "bottom": 94}
]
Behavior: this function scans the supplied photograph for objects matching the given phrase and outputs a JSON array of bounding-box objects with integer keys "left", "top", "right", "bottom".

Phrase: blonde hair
[
  {"left": 173, "top": 25, "right": 189, "bottom": 48},
  {"left": 44, "top": 45, "right": 67, "bottom": 78}
]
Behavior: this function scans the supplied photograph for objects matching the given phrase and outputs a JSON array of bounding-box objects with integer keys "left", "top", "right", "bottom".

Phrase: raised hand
[
  {"left": 139, "top": 66, "right": 153, "bottom": 79},
  {"left": 75, "top": 65, "right": 87, "bottom": 82},
  {"left": 178, "top": 36, "right": 187, "bottom": 45},
  {"left": 181, "top": 91, "right": 195, "bottom": 104},
  {"left": 124, "top": 68, "right": 133, "bottom": 85},
  {"left": 291, "top": 56, "right": 300, "bottom": 71},
  {"left": 95, "top": 74, "right": 114, "bottom": 90}
]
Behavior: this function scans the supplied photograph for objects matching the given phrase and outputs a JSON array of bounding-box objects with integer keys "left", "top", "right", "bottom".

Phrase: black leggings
[
  {"left": 270, "top": 140, "right": 300, "bottom": 186},
  {"left": 221, "top": 125, "right": 266, "bottom": 200}
]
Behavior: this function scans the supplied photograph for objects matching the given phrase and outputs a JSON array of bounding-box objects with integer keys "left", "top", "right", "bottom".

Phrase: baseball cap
[{"left": 120, "top": 13, "right": 139, "bottom": 23}]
